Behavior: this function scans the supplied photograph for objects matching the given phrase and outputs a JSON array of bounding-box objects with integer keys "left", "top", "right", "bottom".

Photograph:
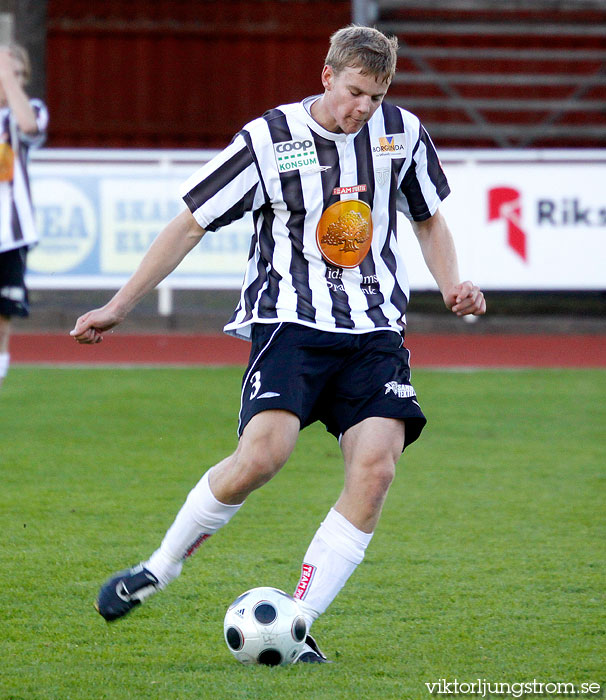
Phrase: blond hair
[{"left": 325, "top": 25, "right": 398, "bottom": 84}]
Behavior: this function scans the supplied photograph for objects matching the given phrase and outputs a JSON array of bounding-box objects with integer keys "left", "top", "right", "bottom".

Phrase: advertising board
[{"left": 27, "top": 150, "right": 606, "bottom": 292}]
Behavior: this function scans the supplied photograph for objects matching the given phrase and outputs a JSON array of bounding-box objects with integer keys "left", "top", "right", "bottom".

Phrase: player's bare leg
[
  {"left": 294, "top": 417, "right": 404, "bottom": 636},
  {"left": 210, "top": 409, "right": 301, "bottom": 504},
  {"left": 336, "top": 416, "right": 404, "bottom": 532},
  {"left": 0, "top": 315, "right": 10, "bottom": 388},
  {"left": 96, "top": 410, "right": 300, "bottom": 621}
]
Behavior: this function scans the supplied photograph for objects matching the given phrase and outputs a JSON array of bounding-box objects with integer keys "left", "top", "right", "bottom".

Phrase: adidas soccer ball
[{"left": 223, "top": 587, "right": 307, "bottom": 666}]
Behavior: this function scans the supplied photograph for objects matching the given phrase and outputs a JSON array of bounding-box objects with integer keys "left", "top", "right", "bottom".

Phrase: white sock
[
  {"left": 145, "top": 470, "right": 243, "bottom": 588},
  {"left": 293, "top": 508, "right": 374, "bottom": 630},
  {"left": 0, "top": 353, "right": 9, "bottom": 379}
]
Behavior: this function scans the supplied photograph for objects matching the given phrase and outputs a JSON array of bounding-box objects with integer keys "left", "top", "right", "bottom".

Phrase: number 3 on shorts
[{"left": 249, "top": 371, "right": 262, "bottom": 400}]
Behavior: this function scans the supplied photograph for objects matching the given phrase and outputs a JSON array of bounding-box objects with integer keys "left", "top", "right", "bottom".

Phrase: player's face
[
  {"left": 0, "top": 55, "right": 26, "bottom": 107},
  {"left": 320, "top": 65, "right": 390, "bottom": 134}
]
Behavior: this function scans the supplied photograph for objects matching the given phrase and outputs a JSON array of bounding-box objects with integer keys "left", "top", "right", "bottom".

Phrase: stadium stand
[
  {"left": 11, "top": 1, "right": 606, "bottom": 335},
  {"left": 360, "top": 0, "right": 606, "bottom": 148}
]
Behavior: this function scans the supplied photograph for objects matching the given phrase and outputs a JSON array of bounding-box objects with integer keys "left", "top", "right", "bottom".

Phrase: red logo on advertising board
[
  {"left": 488, "top": 187, "right": 527, "bottom": 262},
  {"left": 293, "top": 563, "right": 316, "bottom": 600}
]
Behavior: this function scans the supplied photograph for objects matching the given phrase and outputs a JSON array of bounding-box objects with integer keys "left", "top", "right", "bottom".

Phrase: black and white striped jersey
[
  {"left": 0, "top": 99, "right": 48, "bottom": 253},
  {"left": 180, "top": 97, "right": 450, "bottom": 339}
]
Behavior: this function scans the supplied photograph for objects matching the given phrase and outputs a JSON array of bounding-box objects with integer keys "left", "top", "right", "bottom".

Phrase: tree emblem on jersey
[
  {"left": 321, "top": 210, "right": 370, "bottom": 252},
  {"left": 316, "top": 199, "right": 373, "bottom": 269}
]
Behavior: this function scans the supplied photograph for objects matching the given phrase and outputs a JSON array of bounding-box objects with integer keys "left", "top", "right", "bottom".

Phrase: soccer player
[
  {"left": 71, "top": 25, "right": 485, "bottom": 662},
  {"left": 0, "top": 44, "right": 48, "bottom": 388}
]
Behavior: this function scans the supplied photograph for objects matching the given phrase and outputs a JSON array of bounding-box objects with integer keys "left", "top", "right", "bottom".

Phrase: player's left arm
[
  {"left": 412, "top": 209, "right": 486, "bottom": 317},
  {"left": 0, "top": 49, "right": 39, "bottom": 135}
]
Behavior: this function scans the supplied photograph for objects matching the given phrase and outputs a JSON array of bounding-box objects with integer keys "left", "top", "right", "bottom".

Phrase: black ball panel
[
  {"left": 226, "top": 626, "right": 243, "bottom": 651},
  {"left": 258, "top": 648, "right": 282, "bottom": 666},
  {"left": 292, "top": 615, "right": 306, "bottom": 642},
  {"left": 253, "top": 602, "right": 277, "bottom": 625}
]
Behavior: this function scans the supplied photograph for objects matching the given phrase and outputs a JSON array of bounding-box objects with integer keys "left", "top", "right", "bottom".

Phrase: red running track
[{"left": 10, "top": 333, "right": 606, "bottom": 368}]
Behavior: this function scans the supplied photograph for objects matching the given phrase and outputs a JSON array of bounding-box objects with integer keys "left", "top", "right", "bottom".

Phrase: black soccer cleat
[
  {"left": 295, "top": 634, "right": 331, "bottom": 664},
  {"left": 96, "top": 564, "right": 160, "bottom": 622}
]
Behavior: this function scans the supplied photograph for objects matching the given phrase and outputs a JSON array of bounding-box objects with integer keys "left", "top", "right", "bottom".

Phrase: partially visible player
[
  {"left": 0, "top": 44, "right": 48, "bottom": 388},
  {"left": 71, "top": 25, "right": 485, "bottom": 662}
]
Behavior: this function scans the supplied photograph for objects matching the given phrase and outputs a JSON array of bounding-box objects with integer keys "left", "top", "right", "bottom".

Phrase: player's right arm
[{"left": 70, "top": 209, "right": 206, "bottom": 344}]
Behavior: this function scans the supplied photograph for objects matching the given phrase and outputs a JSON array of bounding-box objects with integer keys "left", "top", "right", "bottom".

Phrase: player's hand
[
  {"left": 70, "top": 307, "right": 123, "bottom": 344},
  {"left": 444, "top": 281, "right": 486, "bottom": 317}
]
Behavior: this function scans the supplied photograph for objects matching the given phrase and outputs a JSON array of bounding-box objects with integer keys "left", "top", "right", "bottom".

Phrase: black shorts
[
  {"left": 238, "top": 322, "right": 427, "bottom": 450},
  {"left": 0, "top": 246, "right": 29, "bottom": 318}
]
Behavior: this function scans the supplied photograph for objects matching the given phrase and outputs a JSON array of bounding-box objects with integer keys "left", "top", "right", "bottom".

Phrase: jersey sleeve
[
  {"left": 179, "top": 132, "right": 262, "bottom": 232},
  {"left": 397, "top": 124, "right": 450, "bottom": 222},
  {"left": 19, "top": 98, "right": 48, "bottom": 149}
]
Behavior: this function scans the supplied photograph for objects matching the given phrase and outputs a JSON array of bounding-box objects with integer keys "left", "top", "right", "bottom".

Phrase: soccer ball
[{"left": 223, "top": 586, "right": 307, "bottom": 666}]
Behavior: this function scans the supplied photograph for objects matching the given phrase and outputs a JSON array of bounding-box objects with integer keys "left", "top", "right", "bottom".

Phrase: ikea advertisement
[{"left": 27, "top": 151, "right": 606, "bottom": 291}]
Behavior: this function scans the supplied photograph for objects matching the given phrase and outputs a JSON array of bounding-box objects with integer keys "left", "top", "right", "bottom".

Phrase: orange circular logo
[{"left": 316, "top": 200, "right": 373, "bottom": 269}]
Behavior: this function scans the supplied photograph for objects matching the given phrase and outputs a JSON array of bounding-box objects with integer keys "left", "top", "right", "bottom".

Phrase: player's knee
[
  {"left": 353, "top": 455, "right": 396, "bottom": 505},
  {"left": 0, "top": 316, "right": 10, "bottom": 353},
  {"left": 237, "top": 453, "right": 283, "bottom": 490},
  {"left": 367, "top": 458, "right": 396, "bottom": 495},
  {"left": 230, "top": 440, "right": 289, "bottom": 492},
  {"left": 346, "top": 459, "right": 395, "bottom": 526},
  {"left": 234, "top": 411, "right": 298, "bottom": 487}
]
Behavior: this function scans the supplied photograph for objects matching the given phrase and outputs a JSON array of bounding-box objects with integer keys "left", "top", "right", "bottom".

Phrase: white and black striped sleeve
[
  {"left": 180, "top": 132, "right": 262, "bottom": 232},
  {"left": 20, "top": 98, "right": 48, "bottom": 148},
  {"left": 397, "top": 123, "right": 450, "bottom": 222}
]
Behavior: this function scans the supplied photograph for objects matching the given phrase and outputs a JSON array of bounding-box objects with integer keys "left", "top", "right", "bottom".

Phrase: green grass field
[{"left": 1, "top": 367, "right": 604, "bottom": 700}]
